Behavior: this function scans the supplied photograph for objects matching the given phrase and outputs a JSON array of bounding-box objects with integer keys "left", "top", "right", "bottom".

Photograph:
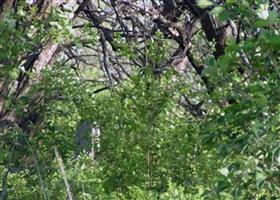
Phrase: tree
[{"left": 0, "top": 0, "right": 279, "bottom": 199}]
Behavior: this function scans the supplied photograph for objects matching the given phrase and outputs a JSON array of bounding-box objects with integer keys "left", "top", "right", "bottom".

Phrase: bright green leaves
[
  {"left": 7, "top": 68, "right": 19, "bottom": 80},
  {"left": 113, "top": 32, "right": 138, "bottom": 60},
  {"left": 219, "top": 167, "right": 229, "bottom": 177},
  {"left": 1, "top": 0, "right": 279, "bottom": 199},
  {"left": 256, "top": 171, "right": 266, "bottom": 190},
  {"left": 255, "top": 9, "right": 279, "bottom": 27},
  {"left": 146, "top": 31, "right": 169, "bottom": 67},
  {"left": 0, "top": 5, "right": 50, "bottom": 86},
  {"left": 210, "top": 6, "right": 225, "bottom": 16},
  {"left": 198, "top": 1, "right": 280, "bottom": 197},
  {"left": 197, "top": 0, "right": 214, "bottom": 9},
  {"left": 48, "top": 9, "right": 75, "bottom": 44},
  {"left": 87, "top": 69, "right": 193, "bottom": 194}
]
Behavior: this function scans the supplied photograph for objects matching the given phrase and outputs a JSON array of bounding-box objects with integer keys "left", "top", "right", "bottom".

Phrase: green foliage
[{"left": 1, "top": 1, "right": 280, "bottom": 199}]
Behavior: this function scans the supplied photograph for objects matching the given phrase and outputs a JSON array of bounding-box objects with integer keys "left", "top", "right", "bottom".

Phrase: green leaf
[
  {"left": 210, "top": 6, "right": 224, "bottom": 16},
  {"left": 255, "top": 19, "right": 268, "bottom": 27},
  {"left": 219, "top": 167, "right": 229, "bottom": 177},
  {"left": 197, "top": 0, "right": 214, "bottom": 8},
  {"left": 8, "top": 69, "right": 19, "bottom": 80},
  {"left": 225, "top": 0, "right": 235, "bottom": 5},
  {"left": 256, "top": 172, "right": 266, "bottom": 190}
]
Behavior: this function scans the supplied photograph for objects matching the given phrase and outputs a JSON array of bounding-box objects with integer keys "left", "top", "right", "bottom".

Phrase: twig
[{"left": 54, "top": 147, "right": 74, "bottom": 200}]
